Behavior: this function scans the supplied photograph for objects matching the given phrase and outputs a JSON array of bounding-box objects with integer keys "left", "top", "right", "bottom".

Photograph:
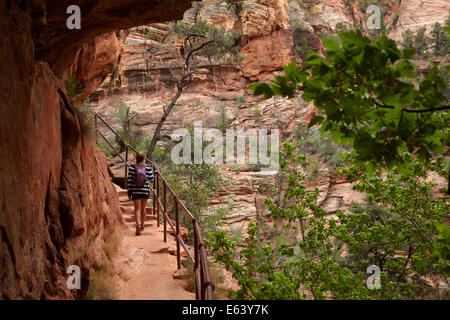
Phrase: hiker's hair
[{"left": 136, "top": 152, "right": 145, "bottom": 166}]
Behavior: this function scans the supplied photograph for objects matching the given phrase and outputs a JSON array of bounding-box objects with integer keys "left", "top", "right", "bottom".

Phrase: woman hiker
[{"left": 127, "top": 152, "right": 157, "bottom": 236}]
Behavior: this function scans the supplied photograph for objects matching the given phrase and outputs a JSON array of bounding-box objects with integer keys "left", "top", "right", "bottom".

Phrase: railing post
[
  {"left": 156, "top": 172, "right": 160, "bottom": 227},
  {"left": 193, "top": 219, "right": 200, "bottom": 300},
  {"left": 124, "top": 146, "right": 128, "bottom": 189},
  {"left": 152, "top": 163, "right": 156, "bottom": 218},
  {"left": 163, "top": 182, "right": 167, "bottom": 243},
  {"left": 175, "top": 196, "right": 181, "bottom": 270},
  {"left": 200, "top": 244, "right": 205, "bottom": 300}
]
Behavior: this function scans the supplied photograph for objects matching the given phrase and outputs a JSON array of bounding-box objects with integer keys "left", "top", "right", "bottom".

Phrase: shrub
[
  {"left": 253, "top": 106, "right": 262, "bottom": 122},
  {"left": 85, "top": 228, "right": 120, "bottom": 300},
  {"left": 235, "top": 95, "right": 247, "bottom": 105},
  {"left": 74, "top": 100, "right": 95, "bottom": 140},
  {"left": 215, "top": 105, "right": 228, "bottom": 133},
  {"left": 181, "top": 257, "right": 228, "bottom": 299},
  {"left": 64, "top": 75, "right": 83, "bottom": 100}
]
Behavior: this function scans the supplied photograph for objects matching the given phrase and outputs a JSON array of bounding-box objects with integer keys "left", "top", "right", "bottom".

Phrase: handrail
[{"left": 94, "top": 112, "right": 214, "bottom": 300}]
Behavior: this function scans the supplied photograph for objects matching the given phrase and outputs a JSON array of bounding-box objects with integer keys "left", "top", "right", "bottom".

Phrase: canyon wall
[
  {"left": 0, "top": 0, "right": 192, "bottom": 299},
  {"left": 90, "top": 0, "right": 449, "bottom": 229}
]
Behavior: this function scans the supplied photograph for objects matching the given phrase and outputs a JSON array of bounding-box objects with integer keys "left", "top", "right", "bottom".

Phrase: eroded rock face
[
  {"left": 241, "top": 0, "right": 290, "bottom": 39},
  {"left": 0, "top": 0, "right": 192, "bottom": 299},
  {"left": 34, "top": 0, "right": 194, "bottom": 74},
  {"left": 89, "top": 0, "right": 449, "bottom": 234},
  {"left": 241, "top": 29, "right": 294, "bottom": 80},
  {"left": 65, "top": 30, "right": 129, "bottom": 99},
  {"left": 389, "top": 0, "right": 450, "bottom": 40}
]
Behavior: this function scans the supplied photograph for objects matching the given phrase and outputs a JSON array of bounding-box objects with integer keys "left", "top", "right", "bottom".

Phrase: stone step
[
  {"left": 118, "top": 190, "right": 129, "bottom": 198},
  {"left": 120, "top": 203, "right": 153, "bottom": 212},
  {"left": 125, "top": 222, "right": 154, "bottom": 228},
  {"left": 123, "top": 215, "right": 157, "bottom": 223}
]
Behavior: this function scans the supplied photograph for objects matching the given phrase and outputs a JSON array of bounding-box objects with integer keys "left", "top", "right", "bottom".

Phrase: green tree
[
  {"left": 208, "top": 143, "right": 449, "bottom": 300},
  {"left": 248, "top": 30, "right": 449, "bottom": 172},
  {"left": 145, "top": 19, "right": 241, "bottom": 159},
  {"left": 339, "top": 155, "right": 449, "bottom": 298},
  {"left": 401, "top": 29, "right": 415, "bottom": 50},
  {"left": 209, "top": 142, "right": 370, "bottom": 299},
  {"left": 413, "top": 27, "right": 430, "bottom": 55},
  {"left": 430, "top": 22, "right": 449, "bottom": 55},
  {"left": 115, "top": 102, "right": 137, "bottom": 153}
]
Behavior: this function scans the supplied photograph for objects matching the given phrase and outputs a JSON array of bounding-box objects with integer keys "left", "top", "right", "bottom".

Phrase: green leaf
[
  {"left": 308, "top": 115, "right": 325, "bottom": 128},
  {"left": 322, "top": 38, "right": 340, "bottom": 52}
]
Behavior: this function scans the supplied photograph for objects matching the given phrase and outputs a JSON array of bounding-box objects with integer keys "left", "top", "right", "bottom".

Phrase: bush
[
  {"left": 208, "top": 144, "right": 450, "bottom": 300},
  {"left": 64, "top": 75, "right": 83, "bottom": 100},
  {"left": 295, "top": 126, "right": 347, "bottom": 174},
  {"left": 215, "top": 105, "right": 228, "bottom": 133},
  {"left": 85, "top": 228, "right": 120, "bottom": 300},
  {"left": 74, "top": 100, "right": 95, "bottom": 140},
  {"left": 85, "top": 254, "right": 118, "bottom": 300},
  {"left": 235, "top": 95, "right": 246, "bottom": 105},
  {"left": 181, "top": 257, "right": 228, "bottom": 299}
]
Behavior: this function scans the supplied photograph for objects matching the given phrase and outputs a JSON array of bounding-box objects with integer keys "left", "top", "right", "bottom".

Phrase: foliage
[
  {"left": 215, "top": 105, "right": 228, "bottom": 133},
  {"left": 97, "top": 139, "right": 117, "bottom": 159},
  {"left": 181, "top": 257, "right": 229, "bottom": 299},
  {"left": 253, "top": 106, "right": 262, "bottom": 123},
  {"left": 430, "top": 22, "right": 449, "bottom": 56},
  {"left": 85, "top": 228, "right": 120, "bottom": 300},
  {"left": 295, "top": 126, "right": 347, "bottom": 173},
  {"left": 290, "top": 18, "right": 310, "bottom": 33},
  {"left": 163, "top": 160, "right": 227, "bottom": 244},
  {"left": 224, "top": 0, "right": 245, "bottom": 19},
  {"left": 64, "top": 75, "right": 83, "bottom": 100},
  {"left": 173, "top": 19, "right": 242, "bottom": 65},
  {"left": 341, "top": 155, "right": 449, "bottom": 297},
  {"left": 146, "top": 19, "right": 241, "bottom": 159},
  {"left": 115, "top": 102, "right": 139, "bottom": 153},
  {"left": 208, "top": 142, "right": 370, "bottom": 299},
  {"left": 401, "top": 29, "right": 415, "bottom": 51},
  {"left": 235, "top": 95, "right": 247, "bottom": 105},
  {"left": 207, "top": 142, "right": 450, "bottom": 300},
  {"left": 413, "top": 27, "right": 431, "bottom": 55},
  {"left": 294, "top": 38, "right": 313, "bottom": 65},
  {"left": 249, "top": 30, "right": 449, "bottom": 172},
  {"left": 74, "top": 100, "right": 95, "bottom": 140}
]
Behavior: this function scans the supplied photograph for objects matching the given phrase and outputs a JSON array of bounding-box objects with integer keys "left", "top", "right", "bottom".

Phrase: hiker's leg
[
  {"left": 133, "top": 199, "right": 141, "bottom": 226},
  {"left": 140, "top": 198, "right": 147, "bottom": 227}
]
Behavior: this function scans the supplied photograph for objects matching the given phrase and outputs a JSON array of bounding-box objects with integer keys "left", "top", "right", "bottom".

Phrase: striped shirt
[{"left": 127, "top": 164, "right": 155, "bottom": 197}]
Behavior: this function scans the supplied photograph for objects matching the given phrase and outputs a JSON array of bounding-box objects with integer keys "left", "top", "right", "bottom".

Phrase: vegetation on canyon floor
[
  {"left": 207, "top": 143, "right": 449, "bottom": 299},
  {"left": 208, "top": 24, "right": 449, "bottom": 299}
]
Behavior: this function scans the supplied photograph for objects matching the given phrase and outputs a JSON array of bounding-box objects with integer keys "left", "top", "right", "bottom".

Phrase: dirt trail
[{"left": 113, "top": 185, "right": 194, "bottom": 300}]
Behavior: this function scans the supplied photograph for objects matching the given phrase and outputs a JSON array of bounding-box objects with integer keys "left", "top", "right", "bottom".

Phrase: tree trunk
[
  {"left": 447, "top": 169, "right": 450, "bottom": 195},
  {"left": 146, "top": 87, "right": 183, "bottom": 160}
]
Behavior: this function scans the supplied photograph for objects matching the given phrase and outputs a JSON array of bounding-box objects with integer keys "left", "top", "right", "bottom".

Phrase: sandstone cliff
[{"left": 0, "top": 0, "right": 193, "bottom": 299}]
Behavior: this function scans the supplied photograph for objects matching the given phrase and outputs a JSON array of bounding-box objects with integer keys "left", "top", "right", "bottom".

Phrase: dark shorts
[{"left": 131, "top": 194, "right": 149, "bottom": 200}]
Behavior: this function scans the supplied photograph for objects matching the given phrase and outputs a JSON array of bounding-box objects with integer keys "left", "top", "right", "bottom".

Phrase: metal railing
[{"left": 94, "top": 112, "right": 214, "bottom": 300}]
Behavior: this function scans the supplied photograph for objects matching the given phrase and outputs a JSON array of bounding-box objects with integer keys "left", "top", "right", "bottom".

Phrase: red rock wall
[{"left": 0, "top": 0, "right": 191, "bottom": 299}]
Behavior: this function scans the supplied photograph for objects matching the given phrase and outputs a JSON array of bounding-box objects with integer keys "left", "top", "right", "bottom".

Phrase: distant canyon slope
[{"left": 89, "top": 0, "right": 449, "bottom": 226}]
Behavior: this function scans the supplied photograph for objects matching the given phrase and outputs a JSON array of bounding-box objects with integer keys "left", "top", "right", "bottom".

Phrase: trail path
[{"left": 113, "top": 185, "right": 194, "bottom": 300}]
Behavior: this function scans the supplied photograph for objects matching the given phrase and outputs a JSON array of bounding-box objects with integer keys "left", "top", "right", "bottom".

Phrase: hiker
[{"left": 127, "top": 152, "right": 157, "bottom": 236}]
